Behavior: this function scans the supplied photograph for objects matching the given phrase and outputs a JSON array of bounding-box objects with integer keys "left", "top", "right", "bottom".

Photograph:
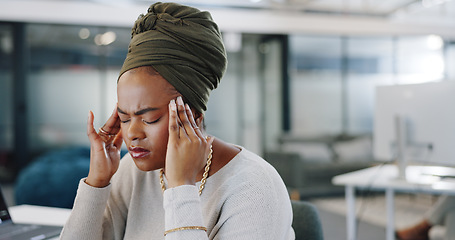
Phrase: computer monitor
[{"left": 373, "top": 80, "right": 455, "bottom": 178}]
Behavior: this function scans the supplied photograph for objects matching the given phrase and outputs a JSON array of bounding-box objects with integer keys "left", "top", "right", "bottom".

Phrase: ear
[
  {"left": 194, "top": 111, "right": 203, "bottom": 125},
  {"left": 187, "top": 103, "right": 204, "bottom": 127}
]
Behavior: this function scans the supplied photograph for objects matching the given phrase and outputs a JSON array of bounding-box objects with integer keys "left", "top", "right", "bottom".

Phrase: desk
[
  {"left": 10, "top": 204, "right": 71, "bottom": 226},
  {"left": 332, "top": 164, "right": 455, "bottom": 240},
  {"left": 9, "top": 205, "right": 71, "bottom": 239}
]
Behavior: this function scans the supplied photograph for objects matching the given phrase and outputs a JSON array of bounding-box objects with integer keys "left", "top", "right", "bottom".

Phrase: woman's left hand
[{"left": 165, "top": 96, "right": 214, "bottom": 188}]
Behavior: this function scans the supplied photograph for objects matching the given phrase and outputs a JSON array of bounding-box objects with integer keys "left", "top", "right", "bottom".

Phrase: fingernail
[
  {"left": 185, "top": 103, "right": 190, "bottom": 110},
  {"left": 170, "top": 99, "right": 176, "bottom": 111},
  {"left": 177, "top": 96, "right": 184, "bottom": 106}
]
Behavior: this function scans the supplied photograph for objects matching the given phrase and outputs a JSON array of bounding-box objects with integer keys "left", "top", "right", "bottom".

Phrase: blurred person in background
[{"left": 396, "top": 195, "right": 455, "bottom": 240}]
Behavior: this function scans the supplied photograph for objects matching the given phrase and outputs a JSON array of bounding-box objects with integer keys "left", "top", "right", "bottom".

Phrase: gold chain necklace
[{"left": 160, "top": 145, "right": 213, "bottom": 196}]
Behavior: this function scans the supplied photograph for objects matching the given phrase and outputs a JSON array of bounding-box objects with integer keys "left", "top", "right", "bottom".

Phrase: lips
[{"left": 129, "top": 146, "right": 150, "bottom": 158}]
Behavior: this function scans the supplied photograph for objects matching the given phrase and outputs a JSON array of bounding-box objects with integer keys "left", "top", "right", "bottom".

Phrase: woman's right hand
[{"left": 85, "top": 106, "right": 123, "bottom": 188}]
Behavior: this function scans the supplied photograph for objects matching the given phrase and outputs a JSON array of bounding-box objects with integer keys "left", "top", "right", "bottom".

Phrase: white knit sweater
[{"left": 60, "top": 146, "right": 295, "bottom": 239}]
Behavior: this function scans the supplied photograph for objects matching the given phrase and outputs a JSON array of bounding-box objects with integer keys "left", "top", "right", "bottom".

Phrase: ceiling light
[
  {"left": 79, "top": 28, "right": 90, "bottom": 40},
  {"left": 0, "top": 35, "right": 12, "bottom": 54},
  {"left": 94, "top": 31, "right": 117, "bottom": 46}
]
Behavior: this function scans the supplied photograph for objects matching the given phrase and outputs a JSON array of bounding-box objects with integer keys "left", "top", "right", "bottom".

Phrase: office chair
[
  {"left": 291, "top": 200, "right": 324, "bottom": 240},
  {"left": 15, "top": 147, "right": 91, "bottom": 208}
]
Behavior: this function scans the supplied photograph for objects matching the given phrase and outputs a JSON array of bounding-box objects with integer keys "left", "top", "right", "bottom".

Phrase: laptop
[{"left": 0, "top": 186, "right": 62, "bottom": 240}]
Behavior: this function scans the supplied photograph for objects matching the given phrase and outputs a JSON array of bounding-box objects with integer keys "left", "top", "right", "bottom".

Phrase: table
[
  {"left": 9, "top": 205, "right": 71, "bottom": 239},
  {"left": 332, "top": 164, "right": 455, "bottom": 240}
]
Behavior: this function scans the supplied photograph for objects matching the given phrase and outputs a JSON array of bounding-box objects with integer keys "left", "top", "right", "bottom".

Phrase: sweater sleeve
[
  {"left": 59, "top": 179, "right": 113, "bottom": 240},
  {"left": 59, "top": 178, "right": 128, "bottom": 240},
  {"left": 163, "top": 185, "right": 209, "bottom": 240},
  {"left": 59, "top": 155, "right": 135, "bottom": 240}
]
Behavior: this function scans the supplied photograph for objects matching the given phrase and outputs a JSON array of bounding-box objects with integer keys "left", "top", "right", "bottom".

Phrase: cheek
[
  {"left": 150, "top": 122, "right": 169, "bottom": 141},
  {"left": 145, "top": 118, "right": 170, "bottom": 145}
]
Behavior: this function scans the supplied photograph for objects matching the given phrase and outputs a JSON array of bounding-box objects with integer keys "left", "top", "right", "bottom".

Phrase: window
[
  {"left": 26, "top": 24, "right": 130, "bottom": 150},
  {"left": 289, "top": 36, "right": 343, "bottom": 136}
]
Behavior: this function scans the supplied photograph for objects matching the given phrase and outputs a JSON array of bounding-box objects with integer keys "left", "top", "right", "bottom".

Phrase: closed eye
[{"left": 143, "top": 118, "right": 161, "bottom": 124}]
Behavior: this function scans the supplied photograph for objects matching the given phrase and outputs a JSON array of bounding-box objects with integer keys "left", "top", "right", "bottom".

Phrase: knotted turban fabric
[{"left": 119, "top": 2, "right": 227, "bottom": 113}]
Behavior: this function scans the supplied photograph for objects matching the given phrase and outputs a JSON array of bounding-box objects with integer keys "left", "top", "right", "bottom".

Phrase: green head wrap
[{"left": 119, "top": 2, "right": 227, "bottom": 113}]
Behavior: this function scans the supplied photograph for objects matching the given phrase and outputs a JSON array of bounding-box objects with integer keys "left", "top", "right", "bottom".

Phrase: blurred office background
[
  {"left": 1, "top": 0, "right": 455, "bottom": 186},
  {"left": 0, "top": 1, "right": 455, "bottom": 237}
]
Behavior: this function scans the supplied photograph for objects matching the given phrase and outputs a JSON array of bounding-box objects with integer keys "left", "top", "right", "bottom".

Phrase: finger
[
  {"left": 168, "top": 99, "right": 179, "bottom": 142},
  {"left": 112, "top": 129, "right": 123, "bottom": 150},
  {"left": 99, "top": 131, "right": 114, "bottom": 145},
  {"left": 177, "top": 106, "right": 189, "bottom": 140},
  {"left": 87, "top": 111, "right": 99, "bottom": 142},
  {"left": 87, "top": 111, "right": 104, "bottom": 151},
  {"left": 100, "top": 104, "right": 121, "bottom": 135},
  {"left": 185, "top": 104, "right": 204, "bottom": 140},
  {"left": 176, "top": 96, "right": 195, "bottom": 139}
]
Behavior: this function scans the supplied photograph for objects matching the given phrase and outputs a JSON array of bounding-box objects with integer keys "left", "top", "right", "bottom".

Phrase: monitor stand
[
  {"left": 393, "top": 115, "right": 448, "bottom": 183},
  {"left": 392, "top": 114, "right": 455, "bottom": 185},
  {"left": 395, "top": 115, "right": 408, "bottom": 180}
]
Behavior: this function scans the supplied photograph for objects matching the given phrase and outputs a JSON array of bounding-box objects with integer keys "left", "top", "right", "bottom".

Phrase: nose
[{"left": 126, "top": 119, "right": 146, "bottom": 141}]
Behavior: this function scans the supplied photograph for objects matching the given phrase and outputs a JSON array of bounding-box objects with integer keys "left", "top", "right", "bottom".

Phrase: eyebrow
[{"left": 117, "top": 107, "right": 160, "bottom": 116}]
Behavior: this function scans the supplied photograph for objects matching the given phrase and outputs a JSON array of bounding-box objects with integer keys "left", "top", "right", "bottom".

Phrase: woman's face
[{"left": 117, "top": 67, "right": 179, "bottom": 171}]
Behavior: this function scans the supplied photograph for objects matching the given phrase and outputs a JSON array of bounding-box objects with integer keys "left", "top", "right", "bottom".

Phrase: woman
[{"left": 60, "top": 2, "right": 294, "bottom": 239}]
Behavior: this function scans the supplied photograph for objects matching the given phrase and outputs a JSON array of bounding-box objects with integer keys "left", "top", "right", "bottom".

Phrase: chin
[{"left": 132, "top": 157, "right": 164, "bottom": 172}]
